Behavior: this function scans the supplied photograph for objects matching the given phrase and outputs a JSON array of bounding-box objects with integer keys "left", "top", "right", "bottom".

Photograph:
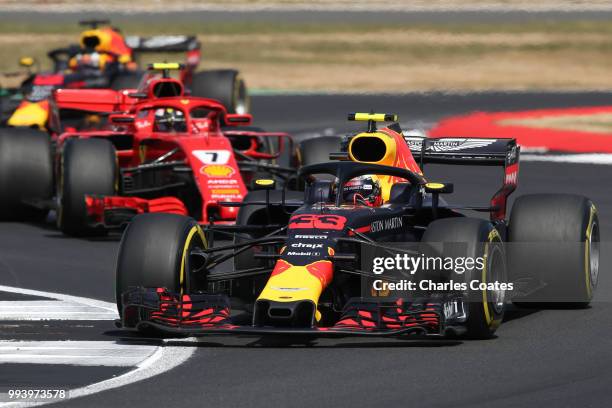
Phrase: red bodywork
[{"left": 50, "top": 76, "right": 291, "bottom": 226}]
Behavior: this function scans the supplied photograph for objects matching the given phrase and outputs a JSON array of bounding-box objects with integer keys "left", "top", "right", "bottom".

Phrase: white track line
[
  {"left": 0, "top": 285, "right": 197, "bottom": 408},
  {"left": 0, "top": 285, "right": 117, "bottom": 316},
  {"left": 0, "top": 301, "right": 116, "bottom": 321},
  {"left": 0, "top": 341, "right": 158, "bottom": 366},
  {"left": 68, "top": 338, "right": 196, "bottom": 400},
  {"left": 1, "top": 339, "right": 196, "bottom": 408}
]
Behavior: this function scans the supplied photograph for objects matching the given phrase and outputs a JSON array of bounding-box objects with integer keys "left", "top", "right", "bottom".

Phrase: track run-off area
[{"left": 1, "top": 92, "right": 612, "bottom": 407}]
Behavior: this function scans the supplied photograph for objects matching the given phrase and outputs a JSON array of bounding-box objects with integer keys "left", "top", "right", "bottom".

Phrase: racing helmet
[
  {"left": 68, "top": 50, "right": 118, "bottom": 72},
  {"left": 154, "top": 107, "right": 186, "bottom": 132},
  {"left": 69, "top": 51, "right": 103, "bottom": 71},
  {"left": 342, "top": 175, "right": 382, "bottom": 207}
]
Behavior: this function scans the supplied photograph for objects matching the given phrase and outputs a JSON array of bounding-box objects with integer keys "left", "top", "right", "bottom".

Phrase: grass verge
[{"left": 3, "top": 20, "right": 612, "bottom": 92}]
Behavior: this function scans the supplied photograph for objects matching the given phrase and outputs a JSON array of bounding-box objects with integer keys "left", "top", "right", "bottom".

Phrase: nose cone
[
  {"left": 258, "top": 259, "right": 332, "bottom": 303},
  {"left": 255, "top": 259, "right": 332, "bottom": 326}
]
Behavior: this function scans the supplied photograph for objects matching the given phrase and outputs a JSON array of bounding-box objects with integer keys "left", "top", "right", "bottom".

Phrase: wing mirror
[
  {"left": 424, "top": 182, "right": 453, "bottom": 194},
  {"left": 19, "top": 56, "right": 37, "bottom": 71},
  {"left": 19, "top": 57, "right": 35, "bottom": 67},
  {"left": 424, "top": 182, "right": 453, "bottom": 219},
  {"left": 254, "top": 179, "right": 276, "bottom": 191}
]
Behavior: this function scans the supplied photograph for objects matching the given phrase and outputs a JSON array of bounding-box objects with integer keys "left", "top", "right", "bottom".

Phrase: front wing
[{"left": 120, "top": 287, "right": 445, "bottom": 337}]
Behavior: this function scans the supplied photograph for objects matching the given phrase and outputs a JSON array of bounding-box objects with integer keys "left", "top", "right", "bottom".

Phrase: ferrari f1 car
[
  {"left": 1, "top": 19, "right": 248, "bottom": 129},
  {"left": 115, "top": 112, "right": 600, "bottom": 339},
  {"left": 0, "top": 64, "right": 292, "bottom": 234}
]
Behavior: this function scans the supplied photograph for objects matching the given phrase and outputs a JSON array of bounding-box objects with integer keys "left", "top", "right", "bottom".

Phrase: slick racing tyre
[
  {"left": 421, "top": 217, "right": 507, "bottom": 339},
  {"left": 0, "top": 127, "right": 52, "bottom": 220},
  {"left": 297, "top": 136, "right": 342, "bottom": 166},
  {"left": 57, "top": 138, "right": 117, "bottom": 235},
  {"left": 110, "top": 71, "right": 144, "bottom": 90},
  {"left": 296, "top": 136, "right": 343, "bottom": 187},
  {"left": 508, "top": 194, "right": 599, "bottom": 307},
  {"left": 190, "top": 70, "right": 249, "bottom": 114},
  {"left": 116, "top": 213, "right": 208, "bottom": 317}
]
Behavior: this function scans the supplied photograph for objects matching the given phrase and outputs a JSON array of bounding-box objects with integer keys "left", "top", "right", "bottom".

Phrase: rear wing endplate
[{"left": 126, "top": 35, "right": 201, "bottom": 72}]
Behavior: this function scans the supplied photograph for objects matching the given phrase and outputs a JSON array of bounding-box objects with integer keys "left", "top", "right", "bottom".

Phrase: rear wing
[
  {"left": 48, "top": 89, "right": 139, "bottom": 134},
  {"left": 126, "top": 35, "right": 201, "bottom": 70},
  {"left": 404, "top": 136, "right": 520, "bottom": 222},
  {"left": 51, "top": 89, "right": 140, "bottom": 114},
  {"left": 126, "top": 35, "right": 200, "bottom": 52},
  {"left": 403, "top": 136, "right": 517, "bottom": 167}
]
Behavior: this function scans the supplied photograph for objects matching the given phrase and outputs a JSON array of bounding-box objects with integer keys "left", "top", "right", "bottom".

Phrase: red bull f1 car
[
  {"left": 0, "top": 64, "right": 293, "bottom": 235},
  {"left": 1, "top": 19, "right": 248, "bottom": 129},
  {"left": 115, "top": 113, "right": 600, "bottom": 339}
]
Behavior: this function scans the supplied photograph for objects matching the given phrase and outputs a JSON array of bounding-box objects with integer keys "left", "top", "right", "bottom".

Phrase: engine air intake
[{"left": 349, "top": 135, "right": 387, "bottom": 162}]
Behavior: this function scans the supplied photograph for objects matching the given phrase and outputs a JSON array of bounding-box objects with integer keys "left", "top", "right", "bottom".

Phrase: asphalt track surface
[{"left": 1, "top": 93, "right": 612, "bottom": 408}]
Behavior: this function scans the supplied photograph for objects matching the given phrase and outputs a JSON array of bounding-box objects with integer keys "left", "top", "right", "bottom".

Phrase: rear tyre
[
  {"left": 0, "top": 127, "right": 52, "bottom": 220},
  {"left": 421, "top": 217, "right": 506, "bottom": 339},
  {"left": 508, "top": 194, "right": 599, "bottom": 307},
  {"left": 190, "top": 70, "right": 249, "bottom": 114},
  {"left": 234, "top": 190, "right": 302, "bottom": 271},
  {"left": 57, "top": 138, "right": 117, "bottom": 235},
  {"left": 110, "top": 71, "right": 144, "bottom": 90},
  {"left": 297, "top": 136, "right": 342, "bottom": 166},
  {"left": 115, "top": 213, "right": 207, "bottom": 316}
]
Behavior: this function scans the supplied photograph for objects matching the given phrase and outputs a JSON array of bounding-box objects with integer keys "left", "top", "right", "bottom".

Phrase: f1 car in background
[
  {"left": 116, "top": 112, "right": 600, "bottom": 339},
  {"left": 0, "top": 64, "right": 291, "bottom": 235},
  {"left": 1, "top": 19, "right": 248, "bottom": 128}
]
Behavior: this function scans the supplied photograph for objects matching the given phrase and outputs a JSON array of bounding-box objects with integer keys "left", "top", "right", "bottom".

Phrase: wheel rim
[
  {"left": 56, "top": 156, "right": 65, "bottom": 227},
  {"left": 234, "top": 79, "right": 249, "bottom": 114},
  {"left": 488, "top": 243, "right": 506, "bottom": 314},
  {"left": 183, "top": 229, "right": 208, "bottom": 293},
  {"left": 588, "top": 221, "right": 600, "bottom": 291}
]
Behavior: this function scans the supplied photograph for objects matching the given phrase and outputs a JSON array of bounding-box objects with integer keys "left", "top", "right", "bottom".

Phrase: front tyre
[
  {"left": 421, "top": 217, "right": 507, "bottom": 339},
  {"left": 57, "top": 138, "right": 117, "bottom": 235},
  {"left": 115, "top": 213, "right": 208, "bottom": 317},
  {"left": 0, "top": 127, "right": 52, "bottom": 220}
]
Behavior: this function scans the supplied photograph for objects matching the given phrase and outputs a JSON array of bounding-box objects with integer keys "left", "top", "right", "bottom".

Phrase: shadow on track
[
  {"left": 105, "top": 332, "right": 463, "bottom": 348},
  {"left": 501, "top": 305, "right": 540, "bottom": 323},
  {"left": 29, "top": 220, "right": 124, "bottom": 242},
  {"left": 103, "top": 304, "right": 548, "bottom": 349}
]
